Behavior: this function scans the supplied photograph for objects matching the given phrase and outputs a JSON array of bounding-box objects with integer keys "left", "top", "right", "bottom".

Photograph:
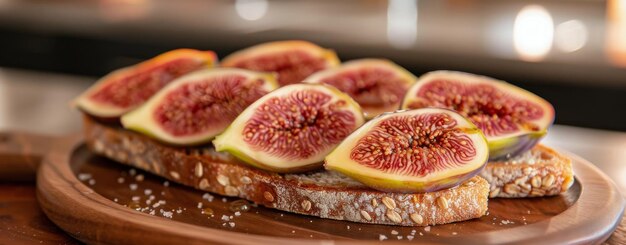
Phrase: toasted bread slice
[
  {"left": 480, "top": 144, "right": 574, "bottom": 198},
  {"left": 82, "top": 115, "right": 488, "bottom": 226}
]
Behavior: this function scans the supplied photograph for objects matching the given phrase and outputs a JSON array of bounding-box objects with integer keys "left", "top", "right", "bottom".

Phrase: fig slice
[
  {"left": 121, "top": 68, "right": 278, "bottom": 145},
  {"left": 213, "top": 84, "right": 365, "bottom": 173},
  {"left": 75, "top": 49, "right": 217, "bottom": 118},
  {"left": 325, "top": 108, "right": 489, "bottom": 193},
  {"left": 303, "top": 59, "right": 416, "bottom": 119},
  {"left": 220, "top": 40, "right": 340, "bottom": 86},
  {"left": 401, "top": 71, "right": 555, "bottom": 160}
]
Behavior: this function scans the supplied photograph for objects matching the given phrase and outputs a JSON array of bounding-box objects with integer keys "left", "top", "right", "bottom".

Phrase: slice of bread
[
  {"left": 82, "top": 115, "right": 488, "bottom": 226},
  {"left": 480, "top": 144, "right": 574, "bottom": 198}
]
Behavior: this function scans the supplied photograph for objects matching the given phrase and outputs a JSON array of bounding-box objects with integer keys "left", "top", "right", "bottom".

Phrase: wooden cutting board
[
  {"left": 27, "top": 134, "right": 623, "bottom": 245},
  {"left": 0, "top": 133, "right": 626, "bottom": 244}
]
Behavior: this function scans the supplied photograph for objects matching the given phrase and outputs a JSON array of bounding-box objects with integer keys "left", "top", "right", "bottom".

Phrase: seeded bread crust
[
  {"left": 82, "top": 115, "right": 489, "bottom": 226},
  {"left": 480, "top": 144, "right": 574, "bottom": 198}
]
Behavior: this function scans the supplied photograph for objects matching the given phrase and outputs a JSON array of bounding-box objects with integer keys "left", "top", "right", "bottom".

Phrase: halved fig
[
  {"left": 213, "top": 84, "right": 365, "bottom": 173},
  {"left": 121, "top": 68, "right": 278, "bottom": 145},
  {"left": 220, "top": 40, "right": 340, "bottom": 86},
  {"left": 325, "top": 108, "right": 489, "bottom": 193},
  {"left": 401, "top": 71, "right": 555, "bottom": 160},
  {"left": 303, "top": 59, "right": 416, "bottom": 119},
  {"left": 75, "top": 49, "right": 217, "bottom": 118}
]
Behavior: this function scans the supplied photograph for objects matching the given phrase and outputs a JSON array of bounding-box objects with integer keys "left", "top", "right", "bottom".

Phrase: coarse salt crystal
[
  {"left": 221, "top": 215, "right": 230, "bottom": 221},
  {"left": 144, "top": 189, "right": 152, "bottom": 195},
  {"left": 424, "top": 226, "right": 431, "bottom": 232},
  {"left": 88, "top": 179, "right": 96, "bottom": 185},
  {"left": 229, "top": 222, "right": 235, "bottom": 228},
  {"left": 131, "top": 196, "right": 140, "bottom": 201},
  {"left": 197, "top": 202, "right": 203, "bottom": 209},
  {"left": 129, "top": 183, "right": 138, "bottom": 191},
  {"left": 397, "top": 236, "right": 402, "bottom": 240},
  {"left": 117, "top": 177, "right": 125, "bottom": 184},
  {"left": 162, "top": 211, "right": 173, "bottom": 218},
  {"left": 129, "top": 169, "right": 136, "bottom": 176},
  {"left": 78, "top": 173, "right": 92, "bottom": 181},
  {"left": 391, "top": 230, "right": 398, "bottom": 235},
  {"left": 407, "top": 235, "right": 414, "bottom": 240},
  {"left": 235, "top": 211, "right": 241, "bottom": 217},
  {"left": 135, "top": 174, "right": 144, "bottom": 182},
  {"left": 379, "top": 234, "right": 387, "bottom": 241},
  {"left": 452, "top": 232, "right": 458, "bottom": 235},
  {"left": 163, "top": 181, "right": 169, "bottom": 187},
  {"left": 202, "top": 193, "right": 214, "bottom": 202}
]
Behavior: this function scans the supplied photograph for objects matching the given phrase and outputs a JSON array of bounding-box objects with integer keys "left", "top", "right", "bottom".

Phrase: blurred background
[{"left": 0, "top": 0, "right": 625, "bottom": 134}]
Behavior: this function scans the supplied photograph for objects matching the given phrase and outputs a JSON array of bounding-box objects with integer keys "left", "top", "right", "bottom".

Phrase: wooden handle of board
[{"left": 0, "top": 131, "right": 58, "bottom": 181}]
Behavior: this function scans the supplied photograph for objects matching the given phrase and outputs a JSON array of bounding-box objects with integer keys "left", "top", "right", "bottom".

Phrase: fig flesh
[
  {"left": 213, "top": 84, "right": 365, "bottom": 173},
  {"left": 401, "top": 71, "right": 554, "bottom": 160},
  {"left": 303, "top": 59, "right": 416, "bottom": 119},
  {"left": 121, "top": 68, "right": 278, "bottom": 145},
  {"left": 220, "top": 40, "right": 340, "bottom": 86},
  {"left": 325, "top": 108, "right": 489, "bottom": 193},
  {"left": 76, "top": 49, "right": 217, "bottom": 118}
]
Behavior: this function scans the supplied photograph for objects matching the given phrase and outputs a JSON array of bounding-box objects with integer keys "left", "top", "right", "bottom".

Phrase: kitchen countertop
[{"left": 0, "top": 67, "right": 623, "bottom": 243}]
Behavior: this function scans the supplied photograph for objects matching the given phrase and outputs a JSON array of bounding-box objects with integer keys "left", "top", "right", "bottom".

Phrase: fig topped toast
[{"left": 83, "top": 115, "right": 489, "bottom": 226}]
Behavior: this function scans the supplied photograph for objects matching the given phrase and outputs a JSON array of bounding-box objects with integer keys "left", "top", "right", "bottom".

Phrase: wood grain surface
[
  {"left": 0, "top": 131, "right": 58, "bottom": 181},
  {"left": 0, "top": 183, "right": 79, "bottom": 245},
  {"left": 34, "top": 135, "right": 624, "bottom": 244}
]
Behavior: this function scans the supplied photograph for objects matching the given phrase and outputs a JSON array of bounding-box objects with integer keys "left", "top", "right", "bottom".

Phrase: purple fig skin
[{"left": 488, "top": 131, "right": 547, "bottom": 161}]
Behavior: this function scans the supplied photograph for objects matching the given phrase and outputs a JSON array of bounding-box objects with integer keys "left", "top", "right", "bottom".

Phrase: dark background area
[{"left": 0, "top": 0, "right": 624, "bottom": 131}]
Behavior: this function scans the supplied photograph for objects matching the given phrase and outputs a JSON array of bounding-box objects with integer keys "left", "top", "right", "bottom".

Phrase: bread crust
[
  {"left": 83, "top": 115, "right": 488, "bottom": 226},
  {"left": 480, "top": 144, "right": 574, "bottom": 198}
]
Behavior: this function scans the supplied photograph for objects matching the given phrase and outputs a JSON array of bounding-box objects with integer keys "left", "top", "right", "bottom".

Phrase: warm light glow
[
  {"left": 98, "top": 0, "right": 150, "bottom": 22},
  {"left": 606, "top": 0, "right": 626, "bottom": 67},
  {"left": 555, "top": 20, "right": 588, "bottom": 53},
  {"left": 513, "top": 5, "right": 554, "bottom": 61},
  {"left": 386, "top": 0, "right": 418, "bottom": 49},
  {"left": 235, "top": 0, "right": 268, "bottom": 21}
]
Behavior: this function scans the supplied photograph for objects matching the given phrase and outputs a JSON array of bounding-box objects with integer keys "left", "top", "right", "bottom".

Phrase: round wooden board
[{"left": 37, "top": 137, "right": 624, "bottom": 245}]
